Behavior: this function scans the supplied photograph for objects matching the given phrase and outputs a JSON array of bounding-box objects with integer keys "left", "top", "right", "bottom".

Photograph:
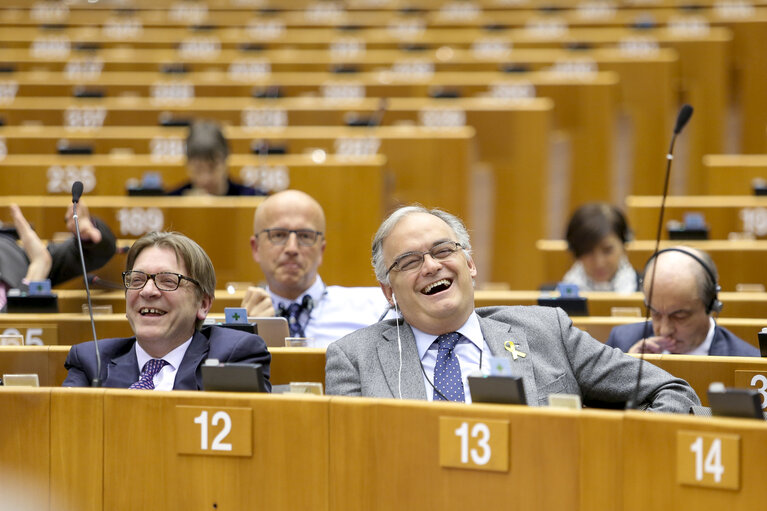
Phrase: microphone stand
[{"left": 626, "top": 104, "right": 693, "bottom": 409}]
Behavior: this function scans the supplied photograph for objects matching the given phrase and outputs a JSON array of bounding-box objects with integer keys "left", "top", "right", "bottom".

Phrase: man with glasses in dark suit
[
  {"left": 63, "top": 231, "right": 271, "bottom": 390},
  {"left": 241, "top": 190, "right": 390, "bottom": 347}
]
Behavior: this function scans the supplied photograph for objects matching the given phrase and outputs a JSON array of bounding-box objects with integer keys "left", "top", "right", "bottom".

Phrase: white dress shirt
[
  {"left": 134, "top": 336, "right": 193, "bottom": 390},
  {"left": 413, "top": 312, "right": 489, "bottom": 404},
  {"left": 269, "top": 276, "right": 391, "bottom": 348}
]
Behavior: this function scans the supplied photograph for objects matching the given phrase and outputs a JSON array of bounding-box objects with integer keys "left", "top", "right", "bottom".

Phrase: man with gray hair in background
[
  {"left": 607, "top": 246, "right": 758, "bottom": 356},
  {"left": 325, "top": 205, "right": 700, "bottom": 411}
]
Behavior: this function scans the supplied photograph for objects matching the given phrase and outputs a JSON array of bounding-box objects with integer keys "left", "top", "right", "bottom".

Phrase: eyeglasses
[
  {"left": 386, "top": 241, "right": 463, "bottom": 276},
  {"left": 122, "top": 271, "right": 200, "bottom": 291},
  {"left": 257, "top": 228, "right": 324, "bottom": 247}
]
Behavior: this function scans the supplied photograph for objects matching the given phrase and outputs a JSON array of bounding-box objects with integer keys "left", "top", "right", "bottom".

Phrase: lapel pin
[{"left": 504, "top": 340, "right": 527, "bottom": 361}]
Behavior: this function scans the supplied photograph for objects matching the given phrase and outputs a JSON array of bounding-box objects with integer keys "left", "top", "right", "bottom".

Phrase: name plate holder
[
  {"left": 175, "top": 406, "right": 253, "bottom": 457},
  {"left": 439, "top": 416, "right": 509, "bottom": 472}
]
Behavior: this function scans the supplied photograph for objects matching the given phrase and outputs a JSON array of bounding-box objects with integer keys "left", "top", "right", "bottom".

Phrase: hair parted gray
[{"left": 371, "top": 205, "right": 472, "bottom": 284}]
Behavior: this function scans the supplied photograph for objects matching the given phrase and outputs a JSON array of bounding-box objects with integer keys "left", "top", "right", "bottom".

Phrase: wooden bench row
[
  {"left": 1, "top": 345, "right": 766, "bottom": 409},
  {"left": 1, "top": 312, "right": 763, "bottom": 349}
]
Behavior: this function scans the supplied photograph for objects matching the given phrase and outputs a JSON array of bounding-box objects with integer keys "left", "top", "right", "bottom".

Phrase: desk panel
[
  {"left": 626, "top": 195, "right": 767, "bottom": 240},
  {"left": 102, "top": 391, "right": 329, "bottom": 510},
  {"left": 330, "top": 397, "right": 622, "bottom": 511},
  {"left": 0, "top": 387, "right": 50, "bottom": 511},
  {"left": 623, "top": 411, "right": 767, "bottom": 510}
]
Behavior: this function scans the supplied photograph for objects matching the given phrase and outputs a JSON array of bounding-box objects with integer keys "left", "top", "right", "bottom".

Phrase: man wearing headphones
[
  {"left": 606, "top": 246, "right": 758, "bottom": 356},
  {"left": 241, "top": 190, "right": 390, "bottom": 348}
]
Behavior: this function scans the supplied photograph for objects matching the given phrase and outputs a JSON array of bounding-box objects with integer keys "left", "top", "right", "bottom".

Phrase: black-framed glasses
[
  {"left": 257, "top": 228, "right": 324, "bottom": 247},
  {"left": 386, "top": 241, "right": 464, "bottom": 276},
  {"left": 122, "top": 271, "right": 200, "bottom": 291}
]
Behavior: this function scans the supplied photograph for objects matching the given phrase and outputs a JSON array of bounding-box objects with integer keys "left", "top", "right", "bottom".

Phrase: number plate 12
[{"left": 175, "top": 406, "right": 252, "bottom": 457}]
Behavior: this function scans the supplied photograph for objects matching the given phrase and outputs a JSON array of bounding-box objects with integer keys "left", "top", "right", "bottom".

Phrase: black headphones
[{"left": 642, "top": 248, "right": 723, "bottom": 314}]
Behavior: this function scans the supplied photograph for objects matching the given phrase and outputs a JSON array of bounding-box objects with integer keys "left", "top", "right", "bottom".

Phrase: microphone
[
  {"left": 71, "top": 180, "right": 84, "bottom": 203},
  {"left": 626, "top": 104, "right": 693, "bottom": 409},
  {"left": 674, "top": 104, "right": 694, "bottom": 135},
  {"left": 71, "top": 181, "right": 102, "bottom": 387}
]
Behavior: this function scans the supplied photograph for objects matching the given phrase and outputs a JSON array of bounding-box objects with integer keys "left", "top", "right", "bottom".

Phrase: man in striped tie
[{"left": 325, "top": 205, "right": 699, "bottom": 413}]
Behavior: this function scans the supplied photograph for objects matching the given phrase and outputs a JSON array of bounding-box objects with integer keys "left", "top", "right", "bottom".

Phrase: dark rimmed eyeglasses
[
  {"left": 256, "top": 228, "right": 324, "bottom": 247},
  {"left": 122, "top": 271, "right": 200, "bottom": 292},
  {"left": 386, "top": 241, "right": 463, "bottom": 276}
]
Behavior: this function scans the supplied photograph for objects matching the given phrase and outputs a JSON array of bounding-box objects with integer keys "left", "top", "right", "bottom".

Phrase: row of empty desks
[
  {"left": 0, "top": 48, "right": 676, "bottom": 198},
  {"left": 2, "top": 387, "right": 767, "bottom": 511},
  {"left": 0, "top": 192, "right": 388, "bottom": 288},
  {"left": 0, "top": 116, "right": 554, "bottom": 287},
  {"left": 536, "top": 239, "right": 767, "bottom": 291},
  {"left": 1, "top": 312, "right": 763, "bottom": 348},
  {"left": 46, "top": 288, "right": 767, "bottom": 319},
  {"left": 626, "top": 195, "right": 767, "bottom": 240},
  {"left": 703, "top": 154, "right": 767, "bottom": 195},
  {"left": 0, "top": 25, "right": 735, "bottom": 172}
]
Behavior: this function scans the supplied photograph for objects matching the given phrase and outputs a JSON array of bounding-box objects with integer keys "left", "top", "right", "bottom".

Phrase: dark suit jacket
[
  {"left": 62, "top": 326, "right": 272, "bottom": 390},
  {"left": 0, "top": 218, "right": 116, "bottom": 289},
  {"left": 606, "top": 322, "right": 760, "bottom": 357}
]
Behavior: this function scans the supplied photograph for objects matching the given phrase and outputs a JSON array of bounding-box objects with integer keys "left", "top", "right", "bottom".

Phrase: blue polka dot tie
[
  {"left": 285, "top": 302, "right": 304, "bottom": 337},
  {"left": 433, "top": 332, "right": 465, "bottom": 402},
  {"left": 129, "top": 359, "right": 168, "bottom": 390}
]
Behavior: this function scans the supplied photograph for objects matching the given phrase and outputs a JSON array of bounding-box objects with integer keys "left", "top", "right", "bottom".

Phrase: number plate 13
[
  {"left": 175, "top": 406, "right": 252, "bottom": 457},
  {"left": 439, "top": 417, "right": 509, "bottom": 472}
]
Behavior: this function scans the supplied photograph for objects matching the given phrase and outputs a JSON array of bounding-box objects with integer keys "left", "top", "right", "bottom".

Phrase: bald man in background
[
  {"left": 607, "top": 247, "right": 758, "bottom": 356},
  {"left": 241, "top": 190, "right": 389, "bottom": 347}
]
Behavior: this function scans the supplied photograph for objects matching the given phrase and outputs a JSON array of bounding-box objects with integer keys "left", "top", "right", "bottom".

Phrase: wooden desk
[
  {"left": 536, "top": 239, "right": 767, "bottom": 291},
  {"left": 0, "top": 167, "right": 385, "bottom": 286},
  {"left": 623, "top": 411, "right": 767, "bottom": 510},
  {"left": 0, "top": 46, "right": 673, "bottom": 196},
  {"left": 46, "top": 287, "right": 767, "bottom": 320},
  {"left": 0, "top": 345, "right": 324, "bottom": 387},
  {"left": 0, "top": 124, "right": 473, "bottom": 227},
  {"left": 330, "top": 397, "right": 623, "bottom": 511},
  {"left": 640, "top": 354, "right": 767, "bottom": 406},
  {"left": 626, "top": 195, "right": 767, "bottom": 240},
  {"left": 703, "top": 154, "right": 767, "bottom": 195}
]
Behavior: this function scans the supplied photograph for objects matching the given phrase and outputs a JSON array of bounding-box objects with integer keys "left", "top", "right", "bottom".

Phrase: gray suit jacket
[{"left": 326, "top": 306, "right": 700, "bottom": 413}]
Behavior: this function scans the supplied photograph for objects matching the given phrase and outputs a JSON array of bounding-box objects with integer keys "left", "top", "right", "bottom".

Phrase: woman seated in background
[{"left": 561, "top": 202, "right": 639, "bottom": 293}]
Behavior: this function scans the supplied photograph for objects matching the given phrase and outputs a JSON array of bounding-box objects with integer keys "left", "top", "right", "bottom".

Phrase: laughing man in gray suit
[{"left": 325, "top": 206, "right": 700, "bottom": 412}]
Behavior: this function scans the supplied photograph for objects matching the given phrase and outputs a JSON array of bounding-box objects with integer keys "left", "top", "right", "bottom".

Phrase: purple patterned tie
[
  {"left": 286, "top": 302, "right": 304, "bottom": 337},
  {"left": 433, "top": 332, "right": 465, "bottom": 402},
  {"left": 129, "top": 359, "right": 168, "bottom": 390}
]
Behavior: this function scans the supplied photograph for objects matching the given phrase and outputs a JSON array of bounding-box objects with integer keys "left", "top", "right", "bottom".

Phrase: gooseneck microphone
[
  {"left": 626, "top": 104, "right": 694, "bottom": 409},
  {"left": 71, "top": 181, "right": 102, "bottom": 387}
]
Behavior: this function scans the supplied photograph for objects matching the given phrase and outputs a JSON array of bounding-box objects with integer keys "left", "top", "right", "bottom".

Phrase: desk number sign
[
  {"left": 439, "top": 417, "right": 509, "bottom": 472},
  {"left": 175, "top": 406, "right": 252, "bottom": 457},
  {"left": 677, "top": 431, "right": 740, "bottom": 490}
]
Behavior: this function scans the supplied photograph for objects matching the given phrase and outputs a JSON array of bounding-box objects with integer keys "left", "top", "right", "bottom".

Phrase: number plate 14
[{"left": 439, "top": 417, "right": 509, "bottom": 472}]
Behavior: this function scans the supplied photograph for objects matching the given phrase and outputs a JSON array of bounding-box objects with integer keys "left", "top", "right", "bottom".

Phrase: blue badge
[
  {"left": 556, "top": 282, "right": 580, "bottom": 298},
  {"left": 489, "top": 356, "right": 513, "bottom": 376},
  {"left": 28, "top": 279, "right": 52, "bottom": 296},
  {"left": 224, "top": 307, "right": 248, "bottom": 324}
]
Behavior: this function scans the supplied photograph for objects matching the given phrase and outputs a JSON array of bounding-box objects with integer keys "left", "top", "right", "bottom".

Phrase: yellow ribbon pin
[{"left": 504, "top": 340, "right": 527, "bottom": 361}]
